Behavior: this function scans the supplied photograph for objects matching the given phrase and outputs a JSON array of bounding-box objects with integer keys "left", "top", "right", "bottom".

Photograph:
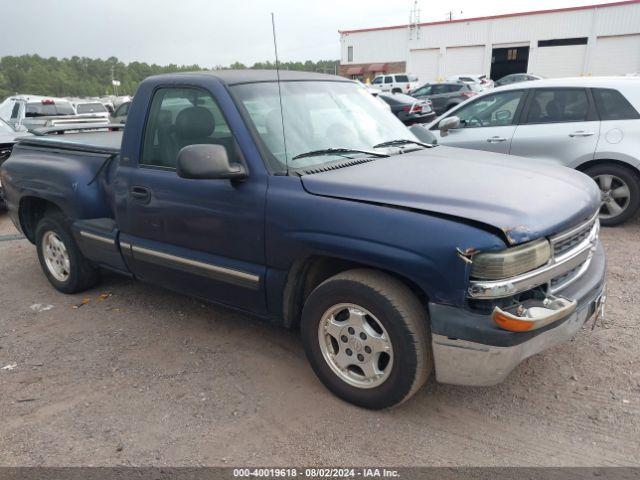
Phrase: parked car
[
  {"left": 378, "top": 93, "right": 435, "bottom": 124},
  {"left": 426, "top": 77, "right": 640, "bottom": 225},
  {"left": 370, "top": 73, "right": 420, "bottom": 94},
  {"left": 0, "top": 95, "right": 109, "bottom": 130},
  {"left": 110, "top": 101, "right": 130, "bottom": 124},
  {"left": 495, "top": 73, "right": 543, "bottom": 87},
  {"left": 1, "top": 70, "right": 605, "bottom": 409},
  {"left": 447, "top": 74, "right": 494, "bottom": 90},
  {"left": 0, "top": 118, "right": 30, "bottom": 210},
  {"left": 72, "top": 101, "right": 110, "bottom": 119},
  {"left": 409, "top": 82, "right": 480, "bottom": 114}
]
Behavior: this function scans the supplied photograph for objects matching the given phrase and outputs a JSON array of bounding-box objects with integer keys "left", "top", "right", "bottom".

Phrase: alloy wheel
[
  {"left": 42, "top": 231, "right": 71, "bottom": 282},
  {"left": 317, "top": 303, "right": 393, "bottom": 389},
  {"left": 594, "top": 174, "right": 631, "bottom": 220}
]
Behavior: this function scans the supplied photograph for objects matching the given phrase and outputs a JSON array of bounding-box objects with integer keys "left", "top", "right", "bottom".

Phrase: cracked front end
[{"left": 430, "top": 210, "right": 606, "bottom": 386}]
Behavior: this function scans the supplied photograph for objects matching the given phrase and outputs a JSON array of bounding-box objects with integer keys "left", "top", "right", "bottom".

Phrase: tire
[
  {"left": 584, "top": 163, "right": 640, "bottom": 226},
  {"left": 35, "top": 212, "right": 100, "bottom": 293},
  {"left": 301, "top": 269, "right": 432, "bottom": 409},
  {"left": 391, "top": 88, "right": 402, "bottom": 94}
]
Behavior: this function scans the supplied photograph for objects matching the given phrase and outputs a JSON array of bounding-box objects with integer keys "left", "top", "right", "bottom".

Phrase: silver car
[{"left": 426, "top": 77, "right": 640, "bottom": 225}]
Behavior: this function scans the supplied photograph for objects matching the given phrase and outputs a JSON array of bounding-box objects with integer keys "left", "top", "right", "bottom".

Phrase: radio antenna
[{"left": 271, "top": 12, "right": 289, "bottom": 174}]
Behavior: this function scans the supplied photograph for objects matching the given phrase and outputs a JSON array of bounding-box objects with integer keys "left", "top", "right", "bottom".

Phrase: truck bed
[{"left": 17, "top": 130, "right": 122, "bottom": 155}]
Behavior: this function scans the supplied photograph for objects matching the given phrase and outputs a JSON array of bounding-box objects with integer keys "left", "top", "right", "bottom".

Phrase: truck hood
[{"left": 300, "top": 146, "right": 601, "bottom": 245}]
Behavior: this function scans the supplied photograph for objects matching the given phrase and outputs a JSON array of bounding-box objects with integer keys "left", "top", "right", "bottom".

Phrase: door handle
[
  {"left": 130, "top": 185, "right": 151, "bottom": 203},
  {"left": 487, "top": 136, "right": 507, "bottom": 143},
  {"left": 569, "top": 131, "right": 595, "bottom": 137}
]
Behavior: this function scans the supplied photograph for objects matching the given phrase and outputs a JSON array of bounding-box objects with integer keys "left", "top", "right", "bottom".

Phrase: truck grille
[
  {"left": 552, "top": 215, "right": 598, "bottom": 257},
  {"left": 548, "top": 212, "right": 599, "bottom": 293}
]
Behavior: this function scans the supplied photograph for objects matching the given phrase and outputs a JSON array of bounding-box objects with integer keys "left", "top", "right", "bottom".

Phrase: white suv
[
  {"left": 370, "top": 74, "right": 419, "bottom": 94},
  {"left": 426, "top": 77, "right": 640, "bottom": 225}
]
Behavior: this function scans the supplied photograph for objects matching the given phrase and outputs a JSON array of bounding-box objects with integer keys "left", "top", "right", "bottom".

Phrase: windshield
[
  {"left": 231, "top": 81, "right": 419, "bottom": 171},
  {"left": 76, "top": 102, "right": 107, "bottom": 114}
]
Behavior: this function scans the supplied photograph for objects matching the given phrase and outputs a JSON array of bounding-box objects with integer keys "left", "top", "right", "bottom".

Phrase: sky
[{"left": 0, "top": 0, "right": 622, "bottom": 66}]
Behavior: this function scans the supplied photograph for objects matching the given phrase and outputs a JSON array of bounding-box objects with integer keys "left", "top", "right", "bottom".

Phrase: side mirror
[
  {"left": 438, "top": 116, "right": 460, "bottom": 137},
  {"left": 177, "top": 144, "right": 247, "bottom": 181},
  {"left": 408, "top": 124, "right": 438, "bottom": 145}
]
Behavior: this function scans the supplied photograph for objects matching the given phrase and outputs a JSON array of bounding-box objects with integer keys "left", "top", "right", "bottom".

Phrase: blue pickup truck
[{"left": 0, "top": 71, "right": 606, "bottom": 409}]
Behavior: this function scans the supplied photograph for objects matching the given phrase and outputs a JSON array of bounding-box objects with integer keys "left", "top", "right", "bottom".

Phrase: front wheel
[
  {"left": 35, "top": 213, "right": 100, "bottom": 293},
  {"left": 301, "top": 269, "right": 432, "bottom": 409},
  {"left": 584, "top": 163, "right": 640, "bottom": 226}
]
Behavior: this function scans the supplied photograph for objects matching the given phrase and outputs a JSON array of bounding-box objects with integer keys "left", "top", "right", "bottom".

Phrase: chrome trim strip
[
  {"left": 549, "top": 256, "right": 592, "bottom": 294},
  {"left": 550, "top": 210, "right": 599, "bottom": 244},
  {"left": 469, "top": 218, "right": 599, "bottom": 299},
  {"left": 130, "top": 245, "right": 260, "bottom": 288},
  {"left": 80, "top": 230, "right": 115, "bottom": 245}
]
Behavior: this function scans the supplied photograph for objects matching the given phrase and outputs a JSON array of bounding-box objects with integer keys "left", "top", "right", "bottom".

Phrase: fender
[{"left": 4, "top": 143, "right": 113, "bottom": 223}]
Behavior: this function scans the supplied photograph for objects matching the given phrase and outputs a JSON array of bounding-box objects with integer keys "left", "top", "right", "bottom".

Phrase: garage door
[
  {"left": 592, "top": 35, "right": 640, "bottom": 75},
  {"left": 408, "top": 48, "right": 439, "bottom": 83},
  {"left": 444, "top": 46, "right": 485, "bottom": 77},
  {"left": 535, "top": 45, "right": 587, "bottom": 78}
]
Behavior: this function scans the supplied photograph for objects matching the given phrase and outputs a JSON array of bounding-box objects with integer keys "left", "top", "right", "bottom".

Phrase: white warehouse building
[{"left": 338, "top": 0, "right": 640, "bottom": 83}]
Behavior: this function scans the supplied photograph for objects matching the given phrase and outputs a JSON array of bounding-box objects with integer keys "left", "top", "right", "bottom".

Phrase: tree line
[{"left": 0, "top": 55, "right": 339, "bottom": 99}]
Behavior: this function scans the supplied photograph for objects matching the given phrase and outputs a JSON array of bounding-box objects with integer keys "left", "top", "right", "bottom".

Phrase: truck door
[{"left": 115, "top": 86, "right": 268, "bottom": 314}]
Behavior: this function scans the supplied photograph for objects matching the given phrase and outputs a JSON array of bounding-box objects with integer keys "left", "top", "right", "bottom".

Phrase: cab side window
[
  {"left": 141, "top": 87, "right": 237, "bottom": 169},
  {"left": 115, "top": 102, "right": 129, "bottom": 117},
  {"left": 384, "top": 77, "right": 393, "bottom": 84},
  {"left": 10, "top": 102, "right": 20, "bottom": 120},
  {"left": 372, "top": 77, "right": 382, "bottom": 85}
]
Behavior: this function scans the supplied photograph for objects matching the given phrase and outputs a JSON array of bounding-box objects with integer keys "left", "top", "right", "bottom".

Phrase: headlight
[{"left": 470, "top": 238, "right": 551, "bottom": 280}]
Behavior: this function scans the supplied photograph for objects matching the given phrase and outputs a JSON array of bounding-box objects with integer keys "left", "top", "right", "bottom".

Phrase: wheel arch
[
  {"left": 19, "top": 196, "right": 64, "bottom": 244},
  {"left": 576, "top": 158, "right": 640, "bottom": 177},
  {"left": 282, "top": 255, "right": 430, "bottom": 329}
]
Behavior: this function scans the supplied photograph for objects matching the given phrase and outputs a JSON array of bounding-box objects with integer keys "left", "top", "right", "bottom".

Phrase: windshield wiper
[
  {"left": 373, "top": 139, "right": 435, "bottom": 149},
  {"left": 291, "top": 148, "right": 389, "bottom": 161}
]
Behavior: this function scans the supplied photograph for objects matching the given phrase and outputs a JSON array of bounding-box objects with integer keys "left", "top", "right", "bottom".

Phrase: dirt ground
[{"left": 0, "top": 212, "right": 638, "bottom": 467}]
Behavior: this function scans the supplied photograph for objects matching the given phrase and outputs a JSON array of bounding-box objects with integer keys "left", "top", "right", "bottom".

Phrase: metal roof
[
  {"left": 494, "top": 76, "right": 640, "bottom": 90},
  {"left": 149, "top": 69, "right": 349, "bottom": 85},
  {"left": 339, "top": 0, "right": 640, "bottom": 35}
]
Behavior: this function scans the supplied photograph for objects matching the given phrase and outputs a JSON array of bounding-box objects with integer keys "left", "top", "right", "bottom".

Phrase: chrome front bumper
[
  {"left": 431, "top": 241, "right": 606, "bottom": 387},
  {"left": 432, "top": 287, "right": 604, "bottom": 386}
]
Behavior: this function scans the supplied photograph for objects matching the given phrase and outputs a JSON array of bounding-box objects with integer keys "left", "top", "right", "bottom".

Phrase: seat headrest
[
  {"left": 546, "top": 100, "right": 560, "bottom": 119},
  {"left": 175, "top": 106, "right": 215, "bottom": 139}
]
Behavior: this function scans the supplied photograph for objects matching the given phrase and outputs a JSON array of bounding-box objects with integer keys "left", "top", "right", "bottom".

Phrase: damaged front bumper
[{"left": 430, "top": 242, "right": 606, "bottom": 387}]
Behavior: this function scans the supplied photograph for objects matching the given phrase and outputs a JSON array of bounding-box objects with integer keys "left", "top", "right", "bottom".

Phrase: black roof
[{"left": 148, "top": 69, "right": 351, "bottom": 86}]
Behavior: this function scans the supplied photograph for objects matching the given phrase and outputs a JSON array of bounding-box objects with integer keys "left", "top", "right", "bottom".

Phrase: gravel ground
[{"left": 0, "top": 212, "right": 638, "bottom": 467}]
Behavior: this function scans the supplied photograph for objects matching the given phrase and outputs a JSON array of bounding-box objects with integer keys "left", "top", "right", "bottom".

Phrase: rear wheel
[
  {"left": 391, "top": 88, "right": 402, "bottom": 94},
  {"left": 584, "top": 163, "right": 640, "bottom": 226},
  {"left": 301, "top": 269, "right": 432, "bottom": 409},
  {"left": 35, "top": 213, "right": 100, "bottom": 293}
]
